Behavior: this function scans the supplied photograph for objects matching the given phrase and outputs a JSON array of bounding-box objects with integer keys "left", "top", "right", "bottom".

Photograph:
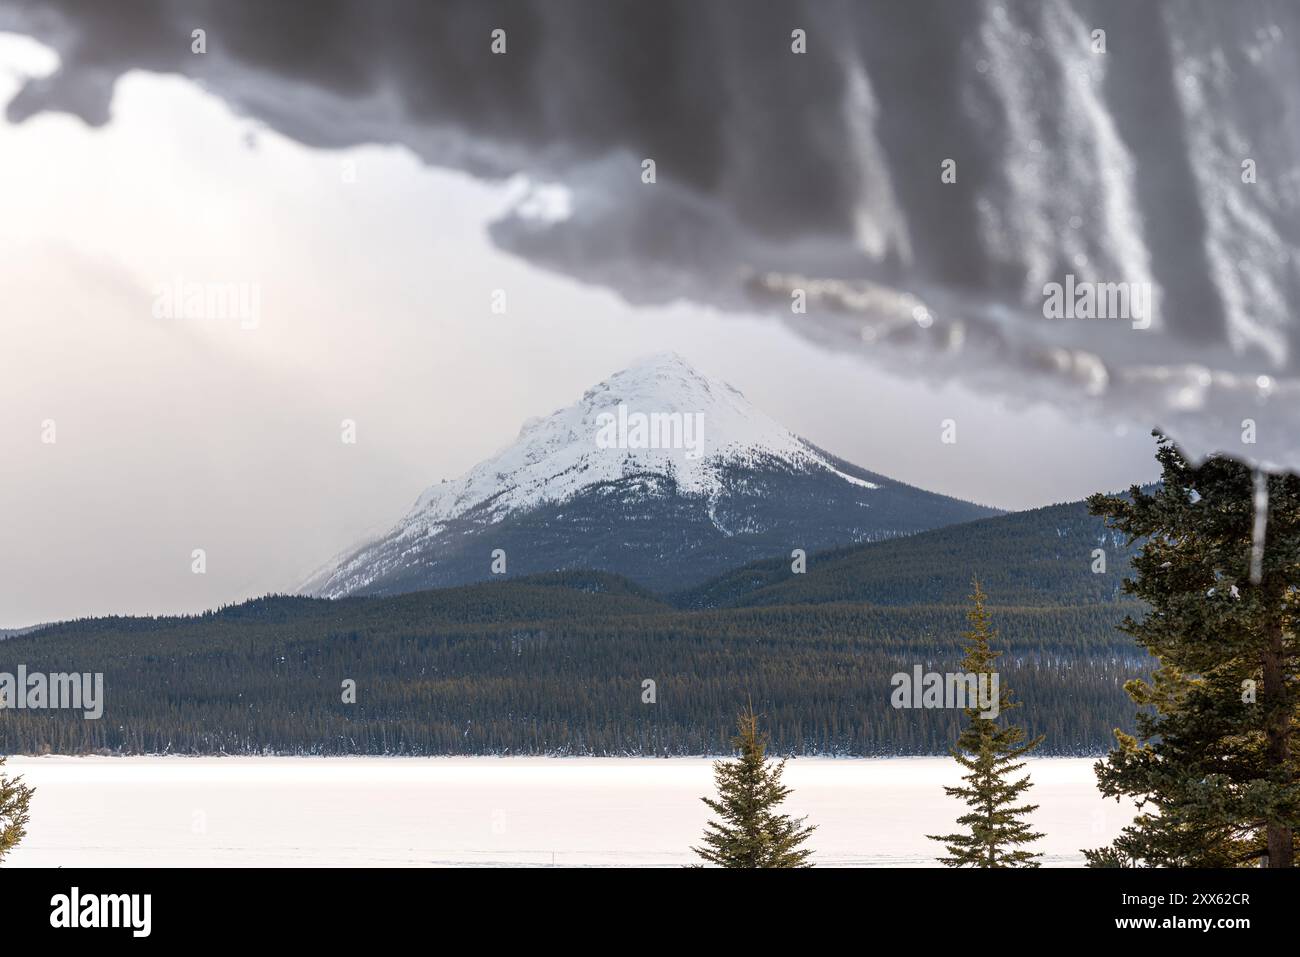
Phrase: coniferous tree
[
  {"left": 929, "top": 581, "right": 1044, "bottom": 867},
  {"left": 692, "top": 706, "right": 815, "bottom": 867},
  {"left": 0, "top": 757, "right": 34, "bottom": 863},
  {"left": 1086, "top": 435, "right": 1299, "bottom": 868}
]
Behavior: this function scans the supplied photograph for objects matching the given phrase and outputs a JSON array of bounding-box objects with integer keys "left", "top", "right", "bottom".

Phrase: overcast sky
[{"left": 0, "top": 33, "right": 1159, "bottom": 627}]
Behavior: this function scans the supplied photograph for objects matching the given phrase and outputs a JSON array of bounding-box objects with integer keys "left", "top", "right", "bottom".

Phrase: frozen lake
[{"left": 4, "top": 755, "right": 1135, "bottom": 867}]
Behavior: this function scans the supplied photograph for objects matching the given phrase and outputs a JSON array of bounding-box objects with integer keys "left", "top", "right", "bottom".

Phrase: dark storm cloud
[{"left": 3, "top": 0, "right": 1298, "bottom": 468}]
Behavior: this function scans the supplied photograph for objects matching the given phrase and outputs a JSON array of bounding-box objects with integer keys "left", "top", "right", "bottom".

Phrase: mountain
[
  {"left": 306, "top": 353, "right": 1000, "bottom": 597},
  {"left": 673, "top": 497, "right": 1142, "bottom": 610}
]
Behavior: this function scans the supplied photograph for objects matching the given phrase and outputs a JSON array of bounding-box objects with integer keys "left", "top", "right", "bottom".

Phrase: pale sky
[{"left": 0, "top": 33, "right": 1159, "bottom": 627}]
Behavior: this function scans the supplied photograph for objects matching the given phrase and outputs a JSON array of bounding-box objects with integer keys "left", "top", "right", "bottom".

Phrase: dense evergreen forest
[
  {"left": 1, "top": 492, "right": 1151, "bottom": 756},
  {"left": 0, "top": 588, "right": 1144, "bottom": 755}
]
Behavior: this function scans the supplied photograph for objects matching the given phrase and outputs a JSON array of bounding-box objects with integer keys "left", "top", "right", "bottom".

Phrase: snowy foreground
[{"left": 6, "top": 756, "right": 1135, "bottom": 868}]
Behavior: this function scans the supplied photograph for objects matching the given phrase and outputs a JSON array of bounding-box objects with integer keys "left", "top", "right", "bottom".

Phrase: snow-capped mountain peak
[
  {"left": 307, "top": 354, "right": 996, "bottom": 597},
  {"left": 407, "top": 352, "right": 859, "bottom": 524}
]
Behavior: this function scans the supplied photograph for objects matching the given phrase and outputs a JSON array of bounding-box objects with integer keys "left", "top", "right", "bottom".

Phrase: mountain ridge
[
  {"left": 306, "top": 353, "right": 1001, "bottom": 597},
  {"left": 671, "top": 496, "right": 1141, "bottom": 610}
]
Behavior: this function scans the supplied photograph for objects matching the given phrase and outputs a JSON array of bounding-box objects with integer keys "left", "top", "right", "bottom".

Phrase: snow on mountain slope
[
  {"left": 410, "top": 352, "right": 872, "bottom": 521},
  {"left": 306, "top": 353, "right": 994, "bottom": 597}
]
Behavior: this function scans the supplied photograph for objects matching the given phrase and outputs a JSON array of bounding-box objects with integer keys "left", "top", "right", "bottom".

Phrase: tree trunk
[{"left": 1262, "top": 602, "right": 1294, "bottom": 868}]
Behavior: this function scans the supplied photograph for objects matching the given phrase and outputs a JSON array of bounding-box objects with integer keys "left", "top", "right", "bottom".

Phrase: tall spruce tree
[
  {"left": 1086, "top": 434, "right": 1298, "bottom": 868},
  {"left": 692, "top": 706, "right": 815, "bottom": 867},
  {"left": 0, "top": 757, "right": 34, "bottom": 864},
  {"left": 929, "top": 580, "right": 1044, "bottom": 867}
]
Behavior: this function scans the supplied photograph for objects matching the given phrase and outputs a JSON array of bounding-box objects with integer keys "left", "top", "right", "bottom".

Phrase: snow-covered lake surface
[{"left": 5, "top": 755, "right": 1135, "bottom": 867}]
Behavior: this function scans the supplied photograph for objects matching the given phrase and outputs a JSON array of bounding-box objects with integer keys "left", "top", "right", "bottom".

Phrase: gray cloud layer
[{"left": 3, "top": 0, "right": 1298, "bottom": 470}]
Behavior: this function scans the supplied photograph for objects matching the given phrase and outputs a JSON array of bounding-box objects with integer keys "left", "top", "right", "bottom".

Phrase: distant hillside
[
  {"left": 0, "top": 624, "right": 49, "bottom": 640},
  {"left": 30, "top": 570, "right": 669, "bottom": 640},
  {"left": 3, "top": 565, "right": 1145, "bottom": 757},
  {"left": 673, "top": 498, "right": 1137, "bottom": 610}
]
